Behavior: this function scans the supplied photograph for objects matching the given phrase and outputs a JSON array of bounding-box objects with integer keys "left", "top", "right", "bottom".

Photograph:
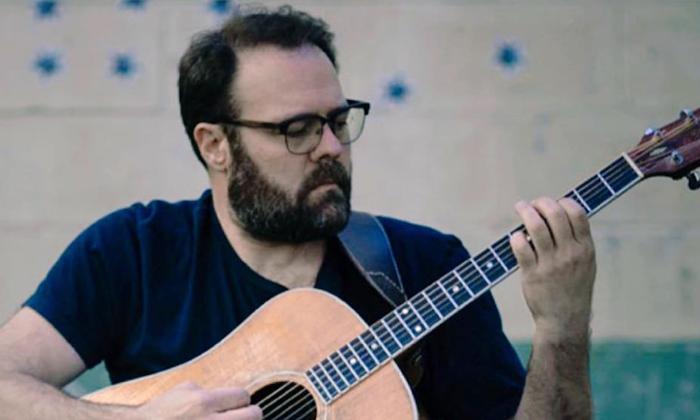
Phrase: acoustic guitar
[{"left": 83, "top": 108, "right": 700, "bottom": 419}]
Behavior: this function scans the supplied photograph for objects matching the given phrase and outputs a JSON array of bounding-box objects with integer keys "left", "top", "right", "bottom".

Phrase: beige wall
[{"left": 1, "top": 0, "right": 699, "bottom": 340}]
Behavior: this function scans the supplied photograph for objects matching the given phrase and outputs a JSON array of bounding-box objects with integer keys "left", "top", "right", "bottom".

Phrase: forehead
[{"left": 232, "top": 45, "right": 345, "bottom": 120}]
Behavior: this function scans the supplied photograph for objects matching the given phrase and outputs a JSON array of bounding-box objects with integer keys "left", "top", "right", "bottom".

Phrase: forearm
[
  {"left": 0, "top": 371, "right": 137, "bottom": 420},
  {"left": 514, "top": 326, "right": 592, "bottom": 420}
]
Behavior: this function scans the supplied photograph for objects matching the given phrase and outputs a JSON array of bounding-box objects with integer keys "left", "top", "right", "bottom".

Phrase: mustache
[{"left": 297, "top": 159, "right": 351, "bottom": 199}]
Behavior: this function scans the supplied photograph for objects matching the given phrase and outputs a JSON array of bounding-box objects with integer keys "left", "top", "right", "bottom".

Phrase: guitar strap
[
  {"left": 338, "top": 211, "right": 406, "bottom": 307},
  {"left": 338, "top": 211, "right": 425, "bottom": 391}
]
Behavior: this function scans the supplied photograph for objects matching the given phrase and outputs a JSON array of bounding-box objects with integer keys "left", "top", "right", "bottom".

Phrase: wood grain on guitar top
[{"left": 83, "top": 289, "right": 418, "bottom": 419}]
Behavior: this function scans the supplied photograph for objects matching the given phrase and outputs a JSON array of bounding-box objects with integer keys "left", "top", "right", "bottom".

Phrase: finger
[
  {"left": 515, "top": 201, "right": 553, "bottom": 254},
  {"left": 510, "top": 231, "right": 537, "bottom": 269},
  {"left": 213, "top": 405, "right": 263, "bottom": 420},
  {"left": 559, "top": 198, "right": 591, "bottom": 242},
  {"left": 531, "top": 197, "right": 573, "bottom": 246},
  {"left": 205, "top": 387, "right": 251, "bottom": 412}
]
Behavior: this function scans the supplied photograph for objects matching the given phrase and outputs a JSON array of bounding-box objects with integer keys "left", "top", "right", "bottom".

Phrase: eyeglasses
[{"left": 215, "top": 99, "right": 371, "bottom": 155}]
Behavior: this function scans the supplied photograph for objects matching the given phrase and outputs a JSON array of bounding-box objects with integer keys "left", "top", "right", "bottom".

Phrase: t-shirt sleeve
[
  {"left": 24, "top": 211, "right": 136, "bottom": 369},
  {"left": 415, "top": 234, "right": 526, "bottom": 419}
]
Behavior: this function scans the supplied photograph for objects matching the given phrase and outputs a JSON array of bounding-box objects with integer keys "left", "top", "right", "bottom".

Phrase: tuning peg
[
  {"left": 687, "top": 171, "right": 700, "bottom": 190},
  {"left": 644, "top": 127, "right": 656, "bottom": 136},
  {"left": 680, "top": 109, "right": 699, "bottom": 126}
]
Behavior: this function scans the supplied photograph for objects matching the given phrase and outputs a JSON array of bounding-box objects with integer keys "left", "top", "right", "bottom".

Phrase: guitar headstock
[{"left": 629, "top": 108, "right": 700, "bottom": 182}]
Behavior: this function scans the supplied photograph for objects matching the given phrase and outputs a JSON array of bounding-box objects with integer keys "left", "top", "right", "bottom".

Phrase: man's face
[{"left": 226, "top": 45, "right": 352, "bottom": 243}]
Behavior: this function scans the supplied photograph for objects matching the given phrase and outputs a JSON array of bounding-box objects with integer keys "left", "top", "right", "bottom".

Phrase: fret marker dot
[
  {"left": 415, "top": 325, "right": 423, "bottom": 333},
  {"left": 401, "top": 308, "right": 409, "bottom": 315},
  {"left": 486, "top": 261, "right": 494, "bottom": 269},
  {"left": 370, "top": 343, "right": 378, "bottom": 350},
  {"left": 452, "top": 285, "right": 460, "bottom": 293},
  {"left": 349, "top": 358, "right": 357, "bottom": 365}
]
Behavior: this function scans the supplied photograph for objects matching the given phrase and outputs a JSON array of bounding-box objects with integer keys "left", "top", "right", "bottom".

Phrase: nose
[{"left": 309, "top": 122, "right": 345, "bottom": 161}]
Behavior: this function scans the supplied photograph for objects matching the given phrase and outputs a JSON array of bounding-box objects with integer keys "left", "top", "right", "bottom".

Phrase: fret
[
  {"left": 384, "top": 313, "right": 412, "bottom": 345},
  {"left": 358, "top": 333, "right": 384, "bottom": 365},
  {"left": 440, "top": 275, "right": 472, "bottom": 305},
  {"left": 353, "top": 336, "right": 382, "bottom": 369},
  {"left": 569, "top": 188, "right": 592, "bottom": 213},
  {"left": 418, "top": 291, "right": 443, "bottom": 324},
  {"left": 372, "top": 319, "right": 401, "bottom": 355},
  {"left": 394, "top": 306, "right": 418, "bottom": 338},
  {"left": 621, "top": 152, "right": 644, "bottom": 179},
  {"left": 407, "top": 300, "right": 426, "bottom": 323},
  {"left": 436, "top": 279, "right": 460, "bottom": 308},
  {"left": 489, "top": 246, "right": 508, "bottom": 272},
  {"left": 363, "top": 329, "right": 391, "bottom": 361},
  {"left": 350, "top": 338, "right": 377, "bottom": 370},
  {"left": 335, "top": 350, "right": 359, "bottom": 382},
  {"left": 493, "top": 236, "right": 518, "bottom": 270},
  {"left": 474, "top": 250, "right": 506, "bottom": 283},
  {"left": 397, "top": 302, "right": 427, "bottom": 337},
  {"left": 381, "top": 319, "right": 403, "bottom": 354},
  {"left": 451, "top": 269, "right": 469, "bottom": 290},
  {"left": 346, "top": 342, "right": 371, "bottom": 374},
  {"left": 456, "top": 261, "right": 488, "bottom": 294},
  {"left": 578, "top": 174, "right": 613, "bottom": 210},
  {"left": 340, "top": 344, "right": 366, "bottom": 377},
  {"left": 428, "top": 283, "right": 456, "bottom": 316},
  {"left": 470, "top": 256, "right": 492, "bottom": 284},
  {"left": 596, "top": 172, "right": 616, "bottom": 195},
  {"left": 406, "top": 300, "right": 431, "bottom": 331},
  {"left": 312, "top": 365, "right": 339, "bottom": 397},
  {"left": 321, "top": 359, "right": 347, "bottom": 391},
  {"left": 603, "top": 155, "right": 641, "bottom": 193},
  {"left": 330, "top": 352, "right": 356, "bottom": 386},
  {"left": 307, "top": 369, "right": 331, "bottom": 402}
]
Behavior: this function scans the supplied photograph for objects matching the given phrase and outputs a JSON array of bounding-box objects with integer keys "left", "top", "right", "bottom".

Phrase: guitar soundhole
[{"left": 251, "top": 381, "right": 317, "bottom": 420}]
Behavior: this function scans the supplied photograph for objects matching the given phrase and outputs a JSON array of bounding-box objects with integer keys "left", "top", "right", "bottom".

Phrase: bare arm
[
  {"left": 0, "top": 307, "right": 261, "bottom": 420},
  {"left": 511, "top": 198, "right": 596, "bottom": 419}
]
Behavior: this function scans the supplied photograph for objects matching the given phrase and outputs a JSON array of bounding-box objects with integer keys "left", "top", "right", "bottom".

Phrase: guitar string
[
  {"left": 405, "top": 157, "right": 640, "bottom": 328},
  {"left": 255, "top": 155, "right": 641, "bottom": 411},
  {"left": 278, "top": 124, "right": 699, "bottom": 415},
  {"left": 276, "top": 398, "right": 316, "bottom": 420},
  {"left": 264, "top": 390, "right": 315, "bottom": 420},
  {"left": 260, "top": 385, "right": 310, "bottom": 418},
  {"left": 257, "top": 381, "right": 302, "bottom": 412},
  {"left": 354, "top": 156, "right": 640, "bottom": 373}
]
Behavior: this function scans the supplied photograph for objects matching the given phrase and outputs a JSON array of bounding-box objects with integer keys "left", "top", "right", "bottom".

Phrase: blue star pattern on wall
[
  {"left": 384, "top": 76, "right": 411, "bottom": 104},
  {"left": 209, "top": 0, "right": 234, "bottom": 15},
  {"left": 494, "top": 41, "right": 524, "bottom": 72},
  {"left": 35, "top": 0, "right": 58, "bottom": 19},
  {"left": 111, "top": 53, "right": 136, "bottom": 78},
  {"left": 121, "top": 0, "right": 147, "bottom": 10},
  {"left": 34, "top": 52, "right": 61, "bottom": 77}
]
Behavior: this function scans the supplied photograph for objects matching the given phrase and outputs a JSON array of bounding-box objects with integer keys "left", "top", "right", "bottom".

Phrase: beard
[{"left": 226, "top": 139, "right": 352, "bottom": 243}]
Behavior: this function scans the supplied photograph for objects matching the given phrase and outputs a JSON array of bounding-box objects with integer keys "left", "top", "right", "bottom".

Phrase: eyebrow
[{"left": 274, "top": 101, "right": 350, "bottom": 123}]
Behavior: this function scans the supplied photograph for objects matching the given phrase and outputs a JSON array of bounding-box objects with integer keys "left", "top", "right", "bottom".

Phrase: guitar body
[{"left": 84, "top": 289, "right": 418, "bottom": 419}]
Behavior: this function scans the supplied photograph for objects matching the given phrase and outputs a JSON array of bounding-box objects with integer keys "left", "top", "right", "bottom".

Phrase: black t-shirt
[{"left": 26, "top": 190, "right": 525, "bottom": 419}]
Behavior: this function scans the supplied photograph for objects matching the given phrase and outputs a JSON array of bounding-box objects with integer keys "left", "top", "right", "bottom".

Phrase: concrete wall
[{"left": 1, "top": 0, "right": 699, "bottom": 416}]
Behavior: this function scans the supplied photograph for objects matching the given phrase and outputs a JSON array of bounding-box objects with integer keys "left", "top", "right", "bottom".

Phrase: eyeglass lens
[{"left": 285, "top": 107, "right": 366, "bottom": 153}]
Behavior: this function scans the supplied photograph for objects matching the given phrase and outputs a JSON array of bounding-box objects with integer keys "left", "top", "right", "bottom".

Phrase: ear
[{"left": 194, "top": 123, "right": 231, "bottom": 172}]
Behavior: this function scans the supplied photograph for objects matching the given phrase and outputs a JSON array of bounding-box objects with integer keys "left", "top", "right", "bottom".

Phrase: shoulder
[{"left": 81, "top": 190, "right": 213, "bottom": 247}]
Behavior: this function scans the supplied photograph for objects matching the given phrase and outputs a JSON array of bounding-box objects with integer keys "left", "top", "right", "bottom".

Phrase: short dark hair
[{"left": 178, "top": 5, "right": 338, "bottom": 168}]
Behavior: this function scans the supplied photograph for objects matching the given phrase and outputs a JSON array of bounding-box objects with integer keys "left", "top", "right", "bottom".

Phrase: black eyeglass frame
[{"left": 214, "top": 99, "right": 371, "bottom": 155}]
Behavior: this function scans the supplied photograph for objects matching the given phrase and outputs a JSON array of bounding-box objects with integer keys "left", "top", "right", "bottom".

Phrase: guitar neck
[{"left": 306, "top": 153, "right": 645, "bottom": 403}]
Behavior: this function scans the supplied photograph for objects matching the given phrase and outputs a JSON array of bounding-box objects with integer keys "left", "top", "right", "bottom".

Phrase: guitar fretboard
[{"left": 306, "top": 154, "right": 643, "bottom": 403}]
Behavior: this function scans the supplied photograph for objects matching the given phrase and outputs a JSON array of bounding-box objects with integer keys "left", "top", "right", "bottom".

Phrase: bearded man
[{"left": 0, "top": 6, "right": 595, "bottom": 419}]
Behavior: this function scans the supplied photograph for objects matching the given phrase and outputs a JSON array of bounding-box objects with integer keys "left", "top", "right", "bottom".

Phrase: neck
[{"left": 211, "top": 181, "right": 327, "bottom": 289}]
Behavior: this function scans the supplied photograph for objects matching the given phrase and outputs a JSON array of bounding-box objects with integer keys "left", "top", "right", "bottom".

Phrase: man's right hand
[{"left": 134, "top": 382, "right": 262, "bottom": 420}]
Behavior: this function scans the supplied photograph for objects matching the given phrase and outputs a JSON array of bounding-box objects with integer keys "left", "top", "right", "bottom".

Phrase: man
[{"left": 0, "top": 6, "right": 595, "bottom": 419}]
